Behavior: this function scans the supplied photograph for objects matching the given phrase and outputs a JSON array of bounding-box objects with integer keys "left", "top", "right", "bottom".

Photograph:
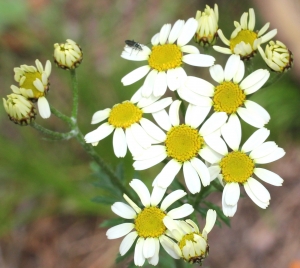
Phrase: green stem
[
  {"left": 70, "top": 69, "right": 79, "bottom": 121},
  {"left": 30, "top": 122, "right": 76, "bottom": 140},
  {"left": 50, "top": 106, "right": 72, "bottom": 125}
]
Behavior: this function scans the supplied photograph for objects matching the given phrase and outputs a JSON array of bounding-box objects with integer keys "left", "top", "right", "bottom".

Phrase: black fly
[{"left": 125, "top": 40, "right": 143, "bottom": 54}]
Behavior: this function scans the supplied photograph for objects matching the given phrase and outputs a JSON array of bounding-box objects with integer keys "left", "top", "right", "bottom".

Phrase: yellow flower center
[
  {"left": 213, "top": 81, "right": 246, "bottom": 114},
  {"left": 148, "top": 44, "right": 182, "bottom": 72},
  {"left": 21, "top": 72, "right": 45, "bottom": 98},
  {"left": 108, "top": 102, "right": 143, "bottom": 128},
  {"left": 179, "top": 233, "right": 198, "bottom": 249},
  {"left": 134, "top": 207, "right": 166, "bottom": 238},
  {"left": 165, "top": 125, "right": 203, "bottom": 163},
  {"left": 220, "top": 151, "right": 254, "bottom": 183},
  {"left": 230, "top": 29, "right": 257, "bottom": 52}
]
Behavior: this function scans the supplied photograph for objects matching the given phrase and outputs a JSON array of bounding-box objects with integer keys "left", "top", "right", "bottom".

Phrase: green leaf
[
  {"left": 99, "top": 217, "right": 126, "bottom": 227},
  {"left": 91, "top": 195, "right": 117, "bottom": 205}
]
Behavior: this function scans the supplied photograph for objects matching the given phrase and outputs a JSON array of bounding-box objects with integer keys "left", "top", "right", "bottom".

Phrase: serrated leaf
[{"left": 99, "top": 217, "right": 126, "bottom": 228}]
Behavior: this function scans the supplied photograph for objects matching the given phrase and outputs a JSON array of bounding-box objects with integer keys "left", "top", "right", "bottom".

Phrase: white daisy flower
[
  {"left": 13, "top": 59, "right": 52, "bottom": 119},
  {"left": 54, "top": 39, "right": 83, "bottom": 70},
  {"left": 84, "top": 90, "right": 172, "bottom": 158},
  {"left": 194, "top": 4, "right": 219, "bottom": 47},
  {"left": 3, "top": 93, "right": 36, "bottom": 126},
  {"left": 213, "top": 8, "right": 277, "bottom": 60},
  {"left": 208, "top": 127, "right": 285, "bottom": 217},
  {"left": 106, "top": 179, "right": 194, "bottom": 266},
  {"left": 163, "top": 209, "right": 217, "bottom": 264},
  {"left": 258, "top": 40, "right": 293, "bottom": 73},
  {"left": 121, "top": 18, "right": 215, "bottom": 98},
  {"left": 180, "top": 54, "right": 270, "bottom": 136},
  {"left": 133, "top": 100, "right": 227, "bottom": 194}
]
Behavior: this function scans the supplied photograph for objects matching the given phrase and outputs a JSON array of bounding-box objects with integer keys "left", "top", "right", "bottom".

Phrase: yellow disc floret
[
  {"left": 21, "top": 72, "right": 46, "bottom": 98},
  {"left": 134, "top": 207, "right": 166, "bottom": 238},
  {"left": 165, "top": 125, "right": 203, "bottom": 163},
  {"left": 230, "top": 30, "right": 257, "bottom": 52},
  {"left": 108, "top": 102, "right": 143, "bottom": 128},
  {"left": 220, "top": 151, "right": 255, "bottom": 183},
  {"left": 213, "top": 81, "right": 246, "bottom": 114},
  {"left": 148, "top": 44, "right": 182, "bottom": 72},
  {"left": 179, "top": 233, "right": 197, "bottom": 249}
]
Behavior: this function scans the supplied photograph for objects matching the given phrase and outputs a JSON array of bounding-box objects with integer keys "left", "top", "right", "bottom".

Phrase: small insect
[{"left": 125, "top": 40, "right": 143, "bottom": 54}]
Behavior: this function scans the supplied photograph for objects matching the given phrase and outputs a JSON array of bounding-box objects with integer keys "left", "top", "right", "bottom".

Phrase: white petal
[
  {"left": 159, "top": 23, "right": 172, "bottom": 45},
  {"left": 185, "top": 104, "right": 211, "bottom": 128},
  {"left": 111, "top": 202, "right": 136, "bottom": 219},
  {"left": 244, "top": 181, "right": 269, "bottom": 209},
  {"left": 139, "top": 118, "right": 166, "bottom": 142},
  {"left": 208, "top": 165, "right": 221, "bottom": 181},
  {"left": 221, "top": 187, "right": 237, "bottom": 217},
  {"left": 247, "top": 177, "right": 270, "bottom": 203},
  {"left": 250, "top": 141, "right": 278, "bottom": 159},
  {"left": 233, "top": 60, "right": 245, "bottom": 84},
  {"left": 121, "top": 51, "right": 149, "bottom": 61},
  {"left": 241, "top": 128, "right": 270, "bottom": 153},
  {"left": 224, "top": 55, "right": 241, "bottom": 81},
  {"left": 200, "top": 112, "right": 228, "bottom": 136},
  {"left": 254, "top": 168, "right": 284, "bottom": 186},
  {"left": 244, "top": 100, "right": 270, "bottom": 124},
  {"left": 151, "top": 33, "right": 160, "bottom": 45},
  {"left": 121, "top": 65, "right": 151, "bottom": 86},
  {"left": 133, "top": 152, "right": 167, "bottom": 170},
  {"left": 260, "top": 29, "right": 277, "bottom": 43},
  {"left": 224, "top": 183, "right": 240, "bottom": 206},
  {"left": 33, "top": 79, "right": 45, "bottom": 92},
  {"left": 167, "top": 68, "right": 180, "bottom": 91},
  {"left": 160, "top": 189, "right": 187, "bottom": 211},
  {"left": 177, "top": 18, "right": 198, "bottom": 46},
  {"left": 181, "top": 45, "right": 199, "bottom": 54},
  {"left": 199, "top": 146, "right": 223, "bottom": 163},
  {"left": 237, "top": 107, "right": 266, "bottom": 128},
  {"left": 183, "top": 161, "right": 201, "bottom": 194},
  {"left": 182, "top": 54, "right": 215, "bottom": 67},
  {"left": 177, "top": 86, "right": 212, "bottom": 106},
  {"left": 45, "top": 60, "right": 51, "bottom": 77},
  {"left": 125, "top": 128, "right": 144, "bottom": 157},
  {"left": 221, "top": 114, "right": 241, "bottom": 151},
  {"left": 241, "top": 70, "right": 270, "bottom": 95},
  {"left": 190, "top": 158, "right": 210, "bottom": 186},
  {"left": 133, "top": 145, "right": 166, "bottom": 161},
  {"left": 142, "top": 97, "right": 172, "bottom": 113},
  {"left": 123, "top": 194, "right": 141, "bottom": 214},
  {"left": 154, "top": 159, "right": 182, "bottom": 188},
  {"left": 134, "top": 238, "right": 145, "bottom": 266},
  {"left": 120, "top": 231, "right": 138, "bottom": 256},
  {"left": 130, "top": 86, "right": 143, "bottom": 104},
  {"left": 106, "top": 223, "right": 134, "bottom": 239},
  {"left": 150, "top": 185, "right": 167, "bottom": 207},
  {"left": 153, "top": 71, "right": 167, "bottom": 97},
  {"left": 254, "top": 148, "right": 285, "bottom": 164},
  {"left": 113, "top": 128, "right": 127, "bottom": 158},
  {"left": 147, "top": 238, "right": 160, "bottom": 265},
  {"left": 152, "top": 109, "right": 172, "bottom": 131},
  {"left": 130, "top": 123, "right": 152, "bottom": 149},
  {"left": 142, "top": 69, "right": 158, "bottom": 97},
  {"left": 129, "top": 179, "right": 151, "bottom": 207},
  {"left": 168, "top": 19, "right": 185, "bottom": 44},
  {"left": 169, "top": 100, "right": 181, "bottom": 126},
  {"left": 37, "top": 97, "right": 51, "bottom": 119},
  {"left": 203, "top": 209, "right": 217, "bottom": 235},
  {"left": 168, "top": 204, "right": 194, "bottom": 219},
  {"left": 209, "top": 64, "right": 224, "bottom": 83},
  {"left": 159, "top": 235, "right": 181, "bottom": 259},
  {"left": 185, "top": 76, "right": 214, "bottom": 96},
  {"left": 91, "top": 108, "right": 111, "bottom": 124},
  {"left": 204, "top": 131, "right": 228, "bottom": 155},
  {"left": 143, "top": 237, "right": 156, "bottom": 258},
  {"left": 84, "top": 123, "right": 114, "bottom": 143}
]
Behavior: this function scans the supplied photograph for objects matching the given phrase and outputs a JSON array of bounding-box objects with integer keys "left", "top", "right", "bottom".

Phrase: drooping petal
[
  {"left": 203, "top": 209, "right": 217, "bottom": 234},
  {"left": 224, "top": 183, "right": 240, "bottom": 206},
  {"left": 147, "top": 238, "right": 160, "bottom": 265},
  {"left": 113, "top": 128, "right": 127, "bottom": 158},
  {"left": 221, "top": 113, "right": 241, "bottom": 151},
  {"left": 190, "top": 158, "right": 210, "bottom": 186},
  {"left": 37, "top": 97, "right": 51, "bottom": 119},
  {"left": 134, "top": 238, "right": 146, "bottom": 266},
  {"left": 143, "top": 237, "right": 156, "bottom": 258},
  {"left": 221, "top": 187, "right": 237, "bottom": 217},
  {"left": 183, "top": 161, "right": 201, "bottom": 194}
]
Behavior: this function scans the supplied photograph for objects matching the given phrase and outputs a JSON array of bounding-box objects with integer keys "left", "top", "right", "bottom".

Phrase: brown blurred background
[{"left": 0, "top": 0, "right": 299, "bottom": 267}]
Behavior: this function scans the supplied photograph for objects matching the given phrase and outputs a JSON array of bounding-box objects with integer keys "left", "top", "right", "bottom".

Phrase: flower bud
[{"left": 54, "top": 39, "right": 83, "bottom": 70}]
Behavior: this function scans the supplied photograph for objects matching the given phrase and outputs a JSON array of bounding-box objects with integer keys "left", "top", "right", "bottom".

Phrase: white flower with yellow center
[
  {"left": 180, "top": 54, "right": 270, "bottom": 134},
  {"left": 133, "top": 100, "right": 227, "bottom": 194},
  {"left": 54, "top": 39, "right": 83, "bottom": 70},
  {"left": 213, "top": 8, "right": 277, "bottom": 60},
  {"left": 208, "top": 128, "right": 285, "bottom": 217},
  {"left": 84, "top": 91, "right": 172, "bottom": 158},
  {"left": 3, "top": 93, "right": 37, "bottom": 126},
  {"left": 121, "top": 18, "right": 215, "bottom": 98},
  {"left": 194, "top": 4, "right": 219, "bottom": 47},
  {"left": 13, "top": 59, "right": 51, "bottom": 118},
  {"left": 163, "top": 209, "right": 217, "bottom": 264},
  {"left": 258, "top": 40, "right": 293, "bottom": 73},
  {"left": 106, "top": 179, "right": 194, "bottom": 266}
]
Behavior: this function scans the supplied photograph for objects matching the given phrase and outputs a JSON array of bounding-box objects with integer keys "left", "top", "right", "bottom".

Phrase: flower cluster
[{"left": 83, "top": 4, "right": 289, "bottom": 266}]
